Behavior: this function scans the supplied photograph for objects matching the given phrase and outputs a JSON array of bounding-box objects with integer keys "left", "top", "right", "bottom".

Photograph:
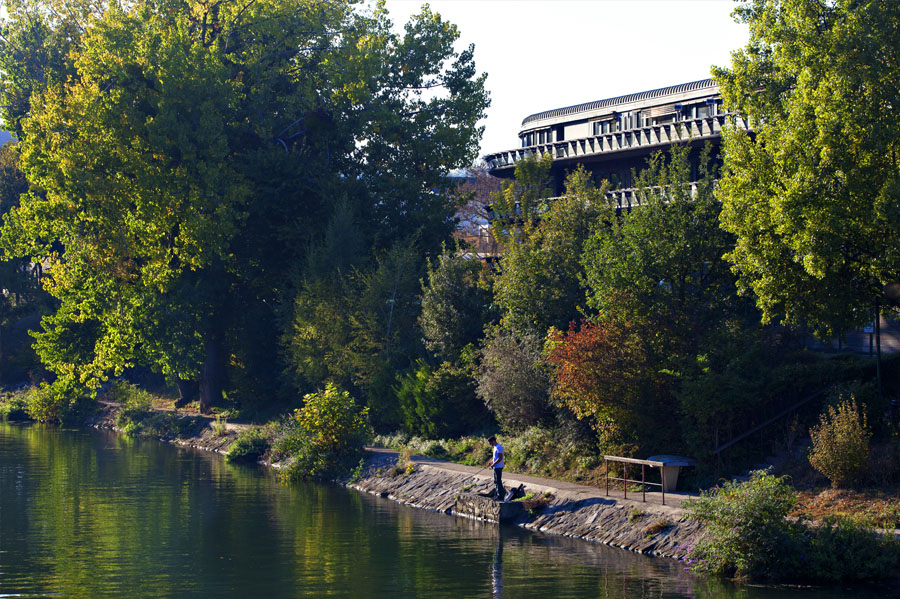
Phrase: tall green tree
[
  {"left": 0, "top": 143, "right": 36, "bottom": 306},
  {"left": 0, "top": 0, "right": 489, "bottom": 410},
  {"left": 714, "top": 0, "right": 900, "bottom": 336},
  {"left": 582, "top": 144, "right": 737, "bottom": 359},
  {"left": 488, "top": 152, "right": 554, "bottom": 246},
  {"left": 284, "top": 239, "right": 426, "bottom": 430},
  {"left": 493, "top": 165, "right": 609, "bottom": 337},
  {"left": 419, "top": 244, "right": 492, "bottom": 363}
]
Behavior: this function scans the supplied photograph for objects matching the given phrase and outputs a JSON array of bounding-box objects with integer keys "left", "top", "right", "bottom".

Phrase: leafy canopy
[
  {"left": 0, "top": 0, "right": 489, "bottom": 405},
  {"left": 714, "top": 0, "right": 900, "bottom": 335}
]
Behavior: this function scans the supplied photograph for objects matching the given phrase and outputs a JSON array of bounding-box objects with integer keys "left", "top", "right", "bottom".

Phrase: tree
[
  {"left": 396, "top": 359, "right": 488, "bottom": 438},
  {"left": 475, "top": 325, "right": 550, "bottom": 432},
  {"left": 493, "top": 165, "right": 610, "bottom": 337},
  {"left": 419, "top": 244, "right": 492, "bottom": 363},
  {"left": 284, "top": 240, "right": 426, "bottom": 430},
  {"left": 0, "top": 0, "right": 489, "bottom": 410},
  {"left": 0, "top": 142, "right": 47, "bottom": 382},
  {"left": 0, "top": 142, "right": 38, "bottom": 306},
  {"left": 582, "top": 144, "right": 738, "bottom": 360},
  {"left": 545, "top": 316, "right": 648, "bottom": 445},
  {"left": 488, "top": 152, "right": 554, "bottom": 245},
  {"left": 713, "top": 0, "right": 900, "bottom": 336}
]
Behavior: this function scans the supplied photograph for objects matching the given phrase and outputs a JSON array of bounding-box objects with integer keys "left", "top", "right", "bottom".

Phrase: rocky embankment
[
  {"left": 85, "top": 402, "right": 700, "bottom": 559},
  {"left": 349, "top": 449, "right": 701, "bottom": 559}
]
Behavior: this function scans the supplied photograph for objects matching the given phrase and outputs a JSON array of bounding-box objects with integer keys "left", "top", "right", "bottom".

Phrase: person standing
[{"left": 488, "top": 436, "right": 505, "bottom": 500}]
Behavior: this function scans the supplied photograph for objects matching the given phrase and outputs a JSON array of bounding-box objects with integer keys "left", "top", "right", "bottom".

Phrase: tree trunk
[
  {"left": 174, "top": 379, "right": 197, "bottom": 408},
  {"left": 199, "top": 333, "right": 223, "bottom": 414}
]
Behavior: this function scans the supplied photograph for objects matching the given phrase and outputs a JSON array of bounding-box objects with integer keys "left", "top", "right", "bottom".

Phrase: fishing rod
[{"left": 459, "top": 464, "right": 492, "bottom": 491}]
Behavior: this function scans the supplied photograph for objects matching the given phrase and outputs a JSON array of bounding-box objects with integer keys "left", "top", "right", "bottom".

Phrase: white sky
[{"left": 382, "top": 0, "right": 749, "bottom": 161}]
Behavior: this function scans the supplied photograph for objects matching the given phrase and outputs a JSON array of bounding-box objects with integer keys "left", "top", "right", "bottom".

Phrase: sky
[{"left": 382, "top": 0, "right": 750, "bottom": 161}]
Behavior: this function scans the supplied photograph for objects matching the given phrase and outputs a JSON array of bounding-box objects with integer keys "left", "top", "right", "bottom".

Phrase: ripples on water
[{"left": 0, "top": 423, "right": 887, "bottom": 598}]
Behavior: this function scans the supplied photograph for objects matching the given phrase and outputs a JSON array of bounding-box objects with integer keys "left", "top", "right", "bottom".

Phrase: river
[{"left": 0, "top": 422, "right": 887, "bottom": 598}]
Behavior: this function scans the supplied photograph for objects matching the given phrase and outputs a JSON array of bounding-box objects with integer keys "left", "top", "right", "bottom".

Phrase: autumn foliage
[{"left": 545, "top": 318, "right": 647, "bottom": 430}]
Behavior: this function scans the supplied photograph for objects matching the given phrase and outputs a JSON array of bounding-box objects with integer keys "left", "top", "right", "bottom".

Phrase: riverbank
[
  {"left": 350, "top": 448, "right": 700, "bottom": 558},
  {"left": 82, "top": 399, "right": 699, "bottom": 558},
  {"left": 86, "top": 398, "right": 250, "bottom": 454}
]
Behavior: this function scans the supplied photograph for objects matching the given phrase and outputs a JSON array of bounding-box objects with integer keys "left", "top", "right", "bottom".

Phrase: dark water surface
[{"left": 0, "top": 423, "right": 889, "bottom": 598}]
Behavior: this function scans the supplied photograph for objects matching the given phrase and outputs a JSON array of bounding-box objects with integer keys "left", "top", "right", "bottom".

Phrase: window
[
  {"left": 653, "top": 114, "right": 675, "bottom": 125},
  {"left": 593, "top": 121, "right": 612, "bottom": 136}
]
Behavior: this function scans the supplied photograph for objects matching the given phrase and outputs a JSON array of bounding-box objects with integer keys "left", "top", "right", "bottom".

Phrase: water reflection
[
  {"left": 0, "top": 423, "right": 890, "bottom": 599},
  {"left": 492, "top": 527, "right": 503, "bottom": 598}
]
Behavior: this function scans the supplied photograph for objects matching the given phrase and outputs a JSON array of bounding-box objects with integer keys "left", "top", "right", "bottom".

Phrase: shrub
[
  {"left": 808, "top": 517, "right": 900, "bottom": 582},
  {"left": 809, "top": 398, "right": 871, "bottom": 488},
  {"left": 475, "top": 327, "right": 550, "bottom": 431},
  {"left": 25, "top": 379, "right": 92, "bottom": 424},
  {"left": 627, "top": 507, "right": 644, "bottom": 523},
  {"left": 502, "top": 425, "right": 592, "bottom": 476},
  {"left": 115, "top": 384, "right": 154, "bottom": 434},
  {"left": 643, "top": 517, "right": 670, "bottom": 537},
  {"left": 682, "top": 470, "right": 805, "bottom": 580},
  {"left": 391, "top": 448, "right": 415, "bottom": 476},
  {"left": 0, "top": 390, "right": 29, "bottom": 420},
  {"left": 213, "top": 414, "right": 227, "bottom": 437},
  {"left": 272, "top": 383, "right": 371, "bottom": 481},
  {"left": 107, "top": 380, "right": 154, "bottom": 406},
  {"left": 371, "top": 431, "right": 410, "bottom": 449},
  {"left": 396, "top": 361, "right": 488, "bottom": 439},
  {"left": 112, "top": 383, "right": 202, "bottom": 439},
  {"left": 225, "top": 428, "right": 270, "bottom": 463}
]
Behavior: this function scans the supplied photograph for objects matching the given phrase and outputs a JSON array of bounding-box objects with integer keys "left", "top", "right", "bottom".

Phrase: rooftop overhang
[{"left": 518, "top": 79, "right": 719, "bottom": 134}]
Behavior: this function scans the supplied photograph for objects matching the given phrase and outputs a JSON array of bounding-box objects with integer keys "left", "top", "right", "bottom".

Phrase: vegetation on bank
[
  {"left": 268, "top": 384, "right": 371, "bottom": 481},
  {"left": 683, "top": 470, "right": 900, "bottom": 583},
  {"left": 372, "top": 428, "right": 604, "bottom": 484},
  {"left": 112, "top": 382, "right": 206, "bottom": 439}
]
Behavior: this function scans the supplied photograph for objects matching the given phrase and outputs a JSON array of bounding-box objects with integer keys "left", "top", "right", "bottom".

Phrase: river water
[{"left": 0, "top": 422, "right": 888, "bottom": 598}]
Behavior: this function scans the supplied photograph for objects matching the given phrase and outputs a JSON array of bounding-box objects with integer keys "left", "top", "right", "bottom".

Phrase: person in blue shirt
[{"left": 488, "top": 436, "right": 505, "bottom": 500}]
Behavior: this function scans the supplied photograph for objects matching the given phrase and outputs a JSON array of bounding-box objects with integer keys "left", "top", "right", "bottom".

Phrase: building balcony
[{"left": 484, "top": 114, "right": 751, "bottom": 175}]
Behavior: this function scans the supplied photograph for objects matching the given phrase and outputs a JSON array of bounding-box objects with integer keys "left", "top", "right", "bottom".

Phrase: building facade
[{"left": 483, "top": 78, "right": 750, "bottom": 208}]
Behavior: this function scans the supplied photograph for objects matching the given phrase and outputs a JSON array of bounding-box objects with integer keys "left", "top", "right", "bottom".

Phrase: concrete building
[{"left": 483, "top": 78, "right": 750, "bottom": 208}]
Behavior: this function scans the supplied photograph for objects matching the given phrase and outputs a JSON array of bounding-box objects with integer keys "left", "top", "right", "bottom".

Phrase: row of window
[
  {"left": 520, "top": 127, "right": 563, "bottom": 147},
  {"left": 591, "top": 99, "right": 721, "bottom": 136},
  {"left": 519, "top": 98, "right": 722, "bottom": 148}
]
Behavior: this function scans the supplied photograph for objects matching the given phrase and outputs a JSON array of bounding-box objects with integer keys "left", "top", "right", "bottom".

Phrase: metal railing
[
  {"left": 484, "top": 114, "right": 752, "bottom": 171},
  {"left": 604, "top": 456, "right": 668, "bottom": 505}
]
